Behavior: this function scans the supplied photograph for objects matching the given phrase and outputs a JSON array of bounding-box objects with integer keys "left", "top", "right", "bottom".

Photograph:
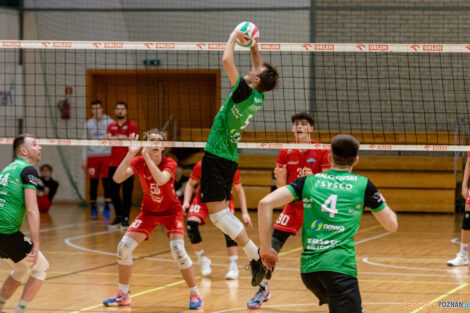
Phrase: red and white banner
[
  {"left": 0, "top": 138, "right": 468, "bottom": 152},
  {"left": 1, "top": 40, "right": 470, "bottom": 53}
]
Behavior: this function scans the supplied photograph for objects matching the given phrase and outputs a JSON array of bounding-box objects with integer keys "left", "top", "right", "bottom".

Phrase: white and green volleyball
[{"left": 234, "top": 21, "right": 260, "bottom": 48}]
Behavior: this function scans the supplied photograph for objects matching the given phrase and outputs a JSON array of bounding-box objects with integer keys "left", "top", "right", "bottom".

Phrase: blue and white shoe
[
  {"left": 247, "top": 285, "right": 270, "bottom": 309},
  {"left": 189, "top": 291, "right": 203, "bottom": 310}
]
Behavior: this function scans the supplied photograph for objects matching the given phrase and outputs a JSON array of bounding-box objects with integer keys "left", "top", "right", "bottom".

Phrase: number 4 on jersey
[
  {"left": 321, "top": 194, "right": 338, "bottom": 218},
  {"left": 0, "top": 173, "right": 9, "bottom": 187}
]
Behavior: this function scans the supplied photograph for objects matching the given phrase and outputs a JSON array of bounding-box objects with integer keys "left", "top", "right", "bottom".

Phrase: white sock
[
  {"left": 189, "top": 286, "right": 199, "bottom": 295},
  {"left": 0, "top": 295, "right": 6, "bottom": 310},
  {"left": 119, "top": 283, "right": 129, "bottom": 294},
  {"left": 14, "top": 299, "right": 28, "bottom": 313},
  {"left": 460, "top": 243, "right": 469, "bottom": 258},
  {"left": 229, "top": 255, "right": 238, "bottom": 264},
  {"left": 196, "top": 250, "right": 205, "bottom": 260},
  {"left": 243, "top": 240, "right": 259, "bottom": 261}
]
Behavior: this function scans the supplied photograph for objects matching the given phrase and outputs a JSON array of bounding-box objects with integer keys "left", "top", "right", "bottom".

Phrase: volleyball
[{"left": 234, "top": 21, "right": 259, "bottom": 47}]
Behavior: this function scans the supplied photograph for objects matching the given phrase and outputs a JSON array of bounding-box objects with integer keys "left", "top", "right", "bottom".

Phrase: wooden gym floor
[{"left": 1, "top": 204, "right": 469, "bottom": 313}]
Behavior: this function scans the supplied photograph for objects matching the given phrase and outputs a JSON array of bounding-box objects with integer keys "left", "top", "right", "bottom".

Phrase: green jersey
[
  {"left": 286, "top": 169, "right": 386, "bottom": 277},
  {"left": 205, "top": 76, "right": 264, "bottom": 163},
  {"left": 0, "top": 158, "right": 40, "bottom": 234}
]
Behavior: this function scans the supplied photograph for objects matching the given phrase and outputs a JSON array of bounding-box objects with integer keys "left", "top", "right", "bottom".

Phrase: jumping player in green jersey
[
  {"left": 0, "top": 134, "right": 50, "bottom": 313},
  {"left": 257, "top": 134, "right": 398, "bottom": 313},
  {"left": 200, "top": 27, "right": 279, "bottom": 286}
]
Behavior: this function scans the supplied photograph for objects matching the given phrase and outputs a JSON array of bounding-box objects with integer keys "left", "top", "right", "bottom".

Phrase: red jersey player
[
  {"left": 102, "top": 129, "right": 202, "bottom": 310},
  {"left": 247, "top": 112, "right": 330, "bottom": 309},
  {"left": 183, "top": 161, "right": 251, "bottom": 280}
]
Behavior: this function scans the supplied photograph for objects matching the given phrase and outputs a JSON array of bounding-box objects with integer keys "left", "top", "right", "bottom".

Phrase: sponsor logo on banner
[
  {"left": 155, "top": 43, "right": 175, "bottom": 49},
  {"left": 104, "top": 42, "right": 124, "bottom": 49},
  {"left": 424, "top": 145, "right": 447, "bottom": 151},
  {"left": 356, "top": 44, "right": 366, "bottom": 51},
  {"left": 260, "top": 44, "right": 280, "bottom": 50},
  {"left": 369, "top": 144, "right": 392, "bottom": 150},
  {"left": 314, "top": 43, "right": 334, "bottom": 51},
  {"left": 196, "top": 43, "right": 206, "bottom": 50},
  {"left": 302, "top": 43, "right": 312, "bottom": 51},
  {"left": 260, "top": 143, "right": 283, "bottom": 149},
  {"left": 368, "top": 44, "right": 388, "bottom": 51},
  {"left": 2, "top": 41, "right": 21, "bottom": 47},
  {"left": 47, "top": 139, "right": 72, "bottom": 145},
  {"left": 52, "top": 42, "right": 72, "bottom": 48},
  {"left": 410, "top": 44, "right": 420, "bottom": 51},
  {"left": 208, "top": 43, "right": 225, "bottom": 49},
  {"left": 41, "top": 42, "right": 51, "bottom": 47},
  {"left": 466, "top": 45, "right": 470, "bottom": 51},
  {"left": 423, "top": 44, "right": 443, "bottom": 51}
]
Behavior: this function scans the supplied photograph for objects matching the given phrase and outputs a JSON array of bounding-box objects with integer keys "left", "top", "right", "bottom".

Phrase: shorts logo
[{"left": 23, "top": 236, "right": 32, "bottom": 245}]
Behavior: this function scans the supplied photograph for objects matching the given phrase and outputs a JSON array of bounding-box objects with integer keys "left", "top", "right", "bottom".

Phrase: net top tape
[
  {"left": 0, "top": 138, "right": 466, "bottom": 152},
  {"left": 1, "top": 40, "right": 469, "bottom": 53}
]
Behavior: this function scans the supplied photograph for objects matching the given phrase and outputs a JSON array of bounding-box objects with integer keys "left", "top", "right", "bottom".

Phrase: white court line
[
  {"left": 64, "top": 230, "right": 120, "bottom": 256},
  {"left": 451, "top": 237, "right": 460, "bottom": 245},
  {"left": 40, "top": 221, "right": 90, "bottom": 233},
  {"left": 355, "top": 232, "right": 391, "bottom": 244},
  {"left": 211, "top": 302, "right": 402, "bottom": 313},
  {"left": 362, "top": 257, "right": 450, "bottom": 272},
  {"left": 360, "top": 271, "right": 470, "bottom": 278}
]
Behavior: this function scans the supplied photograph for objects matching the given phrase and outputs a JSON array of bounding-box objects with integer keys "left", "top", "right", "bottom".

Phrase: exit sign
[{"left": 143, "top": 59, "right": 161, "bottom": 66}]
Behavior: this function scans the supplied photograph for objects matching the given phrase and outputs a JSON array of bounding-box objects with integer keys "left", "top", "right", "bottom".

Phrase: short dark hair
[
  {"left": 91, "top": 100, "right": 102, "bottom": 107},
  {"left": 331, "top": 134, "right": 360, "bottom": 166},
  {"left": 40, "top": 164, "right": 53, "bottom": 172},
  {"left": 13, "top": 133, "right": 35, "bottom": 157},
  {"left": 257, "top": 63, "right": 279, "bottom": 93},
  {"left": 144, "top": 128, "right": 167, "bottom": 141},
  {"left": 116, "top": 101, "right": 128, "bottom": 109},
  {"left": 291, "top": 112, "right": 314, "bottom": 126}
]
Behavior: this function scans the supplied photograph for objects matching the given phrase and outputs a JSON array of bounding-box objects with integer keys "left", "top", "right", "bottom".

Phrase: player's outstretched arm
[
  {"left": 462, "top": 158, "right": 470, "bottom": 199},
  {"left": 372, "top": 205, "right": 398, "bottom": 233},
  {"left": 258, "top": 187, "right": 295, "bottom": 269},
  {"left": 222, "top": 31, "right": 240, "bottom": 86},
  {"left": 25, "top": 188, "right": 40, "bottom": 265},
  {"left": 233, "top": 183, "right": 252, "bottom": 228},
  {"left": 250, "top": 42, "right": 263, "bottom": 68},
  {"left": 182, "top": 178, "right": 197, "bottom": 212}
]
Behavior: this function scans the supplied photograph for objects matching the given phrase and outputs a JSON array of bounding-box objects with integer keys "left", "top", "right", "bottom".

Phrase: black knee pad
[
  {"left": 224, "top": 234, "right": 238, "bottom": 247},
  {"left": 186, "top": 220, "right": 202, "bottom": 244},
  {"left": 463, "top": 212, "right": 470, "bottom": 230},
  {"left": 271, "top": 229, "right": 291, "bottom": 253}
]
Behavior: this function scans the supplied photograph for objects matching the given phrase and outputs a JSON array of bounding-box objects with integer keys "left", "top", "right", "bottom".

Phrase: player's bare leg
[
  {"left": 186, "top": 216, "right": 212, "bottom": 277},
  {"left": 448, "top": 205, "right": 470, "bottom": 266}
]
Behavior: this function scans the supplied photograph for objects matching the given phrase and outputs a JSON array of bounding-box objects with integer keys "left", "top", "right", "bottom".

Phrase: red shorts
[
  {"left": 274, "top": 201, "right": 304, "bottom": 235},
  {"left": 187, "top": 194, "right": 235, "bottom": 225},
  {"left": 126, "top": 209, "right": 185, "bottom": 240},
  {"left": 37, "top": 194, "right": 51, "bottom": 213},
  {"left": 87, "top": 156, "right": 110, "bottom": 179}
]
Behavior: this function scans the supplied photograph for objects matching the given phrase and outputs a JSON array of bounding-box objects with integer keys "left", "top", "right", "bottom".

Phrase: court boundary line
[{"left": 409, "top": 283, "right": 469, "bottom": 313}]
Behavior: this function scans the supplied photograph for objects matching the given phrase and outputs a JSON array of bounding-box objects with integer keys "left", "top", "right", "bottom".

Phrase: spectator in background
[
  {"left": 107, "top": 101, "right": 138, "bottom": 231},
  {"left": 82, "top": 100, "right": 114, "bottom": 219},
  {"left": 36, "top": 164, "right": 59, "bottom": 213}
]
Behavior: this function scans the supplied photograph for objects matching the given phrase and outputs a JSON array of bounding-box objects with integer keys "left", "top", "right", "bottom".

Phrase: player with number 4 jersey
[{"left": 258, "top": 135, "right": 398, "bottom": 313}]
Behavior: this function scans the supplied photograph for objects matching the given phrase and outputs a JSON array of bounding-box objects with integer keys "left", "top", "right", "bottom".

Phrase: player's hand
[
  {"left": 463, "top": 185, "right": 469, "bottom": 199},
  {"left": 233, "top": 30, "right": 250, "bottom": 46},
  {"left": 182, "top": 202, "right": 190, "bottom": 214},
  {"left": 242, "top": 212, "right": 253, "bottom": 228},
  {"left": 27, "top": 244, "right": 39, "bottom": 268},
  {"left": 128, "top": 133, "right": 141, "bottom": 155},
  {"left": 260, "top": 246, "right": 278, "bottom": 271},
  {"left": 274, "top": 165, "right": 287, "bottom": 181},
  {"left": 141, "top": 147, "right": 150, "bottom": 157}
]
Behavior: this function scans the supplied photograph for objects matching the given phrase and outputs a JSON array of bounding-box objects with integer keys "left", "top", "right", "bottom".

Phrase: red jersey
[
  {"left": 277, "top": 140, "right": 330, "bottom": 184},
  {"left": 190, "top": 161, "right": 240, "bottom": 197},
  {"left": 130, "top": 156, "right": 181, "bottom": 213},
  {"left": 107, "top": 120, "right": 138, "bottom": 167}
]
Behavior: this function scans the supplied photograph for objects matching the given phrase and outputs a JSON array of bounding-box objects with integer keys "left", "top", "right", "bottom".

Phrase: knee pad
[
  {"left": 186, "top": 220, "right": 202, "bottom": 244},
  {"left": 210, "top": 208, "right": 244, "bottom": 240},
  {"left": 10, "top": 259, "right": 30, "bottom": 283},
  {"left": 463, "top": 212, "right": 470, "bottom": 230},
  {"left": 224, "top": 234, "right": 238, "bottom": 247},
  {"left": 31, "top": 251, "right": 49, "bottom": 280},
  {"left": 170, "top": 239, "right": 193, "bottom": 269},
  {"left": 117, "top": 236, "right": 138, "bottom": 265}
]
